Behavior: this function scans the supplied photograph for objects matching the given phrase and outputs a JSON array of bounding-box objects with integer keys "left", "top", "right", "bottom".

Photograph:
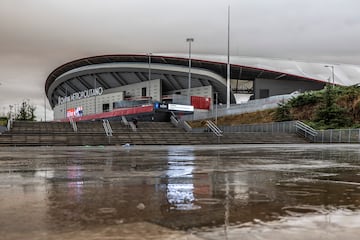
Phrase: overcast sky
[{"left": 1, "top": 0, "right": 360, "bottom": 120}]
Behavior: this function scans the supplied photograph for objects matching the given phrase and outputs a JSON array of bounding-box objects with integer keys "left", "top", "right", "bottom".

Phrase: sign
[
  {"left": 58, "top": 87, "right": 103, "bottom": 105},
  {"left": 66, "top": 106, "right": 83, "bottom": 118},
  {"left": 154, "top": 102, "right": 168, "bottom": 110},
  {"left": 168, "top": 104, "right": 194, "bottom": 112}
]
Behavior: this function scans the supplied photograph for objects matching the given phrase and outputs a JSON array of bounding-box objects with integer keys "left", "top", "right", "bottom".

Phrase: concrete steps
[{"left": 0, "top": 121, "right": 308, "bottom": 146}]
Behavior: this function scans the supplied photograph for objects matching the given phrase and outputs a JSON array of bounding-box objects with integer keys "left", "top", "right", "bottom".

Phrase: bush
[
  {"left": 0, "top": 117, "right": 7, "bottom": 126},
  {"left": 314, "top": 85, "right": 352, "bottom": 129},
  {"left": 274, "top": 101, "right": 292, "bottom": 122},
  {"left": 288, "top": 91, "right": 321, "bottom": 108},
  {"left": 16, "top": 101, "right": 36, "bottom": 121},
  {"left": 314, "top": 105, "right": 352, "bottom": 129},
  {"left": 273, "top": 85, "right": 359, "bottom": 129}
]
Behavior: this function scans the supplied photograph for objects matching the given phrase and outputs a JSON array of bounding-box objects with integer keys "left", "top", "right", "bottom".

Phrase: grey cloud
[{"left": 1, "top": 0, "right": 360, "bottom": 119}]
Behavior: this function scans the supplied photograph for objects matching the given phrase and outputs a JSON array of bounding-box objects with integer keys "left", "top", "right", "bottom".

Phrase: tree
[
  {"left": 16, "top": 101, "right": 36, "bottom": 121},
  {"left": 314, "top": 85, "right": 351, "bottom": 129},
  {"left": 274, "top": 100, "right": 292, "bottom": 122}
]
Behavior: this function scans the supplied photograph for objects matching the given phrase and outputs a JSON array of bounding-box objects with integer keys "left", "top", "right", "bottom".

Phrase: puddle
[{"left": 1, "top": 144, "right": 360, "bottom": 239}]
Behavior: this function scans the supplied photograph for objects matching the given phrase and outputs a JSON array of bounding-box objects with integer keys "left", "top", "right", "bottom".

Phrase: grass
[
  {"left": 189, "top": 109, "right": 275, "bottom": 128},
  {"left": 189, "top": 85, "right": 360, "bottom": 130}
]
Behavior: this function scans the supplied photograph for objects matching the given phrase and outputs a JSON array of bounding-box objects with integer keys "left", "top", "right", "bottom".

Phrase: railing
[
  {"left": 102, "top": 119, "right": 113, "bottom": 136},
  {"left": 170, "top": 112, "right": 179, "bottom": 127},
  {"left": 192, "top": 120, "right": 360, "bottom": 143},
  {"left": 205, "top": 120, "right": 223, "bottom": 137},
  {"left": 182, "top": 92, "right": 299, "bottom": 122},
  {"left": 315, "top": 129, "right": 360, "bottom": 143},
  {"left": 7, "top": 118, "right": 14, "bottom": 131},
  {"left": 128, "top": 121, "right": 137, "bottom": 132},
  {"left": 170, "top": 112, "right": 194, "bottom": 133},
  {"left": 180, "top": 120, "right": 193, "bottom": 132},
  {"left": 121, "top": 116, "right": 137, "bottom": 131},
  {"left": 192, "top": 121, "right": 297, "bottom": 133},
  {"left": 69, "top": 117, "right": 78, "bottom": 133},
  {"left": 295, "top": 121, "right": 318, "bottom": 142},
  {"left": 121, "top": 116, "right": 130, "bottom": 127}
]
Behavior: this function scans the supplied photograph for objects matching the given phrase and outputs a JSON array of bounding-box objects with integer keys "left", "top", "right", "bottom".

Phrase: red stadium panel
[
  {"left": 191, "top": 96, "right": 211, "bottom": 110},
  {"left": 60, "top": 105, "right": 153, "bottom": 122}
]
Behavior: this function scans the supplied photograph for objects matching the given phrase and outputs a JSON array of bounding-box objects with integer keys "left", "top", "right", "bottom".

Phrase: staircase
[{"left": 0, "top": 120, "right": 307, "bottom": 146}]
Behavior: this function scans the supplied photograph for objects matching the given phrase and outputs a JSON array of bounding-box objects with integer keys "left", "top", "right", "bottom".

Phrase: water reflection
[
  {"left": 67, "top": 166, "right": 83, "bottom": 202},
  {"left": 1, "top": 145, "right": 360, "bottom": 239},
  {"left": 166, "top": 146, "right": 199, "bottom": 210}
]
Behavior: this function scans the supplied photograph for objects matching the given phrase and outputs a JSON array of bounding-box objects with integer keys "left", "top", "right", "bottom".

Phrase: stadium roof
[{"left": 46, "top": 54, "right": 360, "bottom": 108}]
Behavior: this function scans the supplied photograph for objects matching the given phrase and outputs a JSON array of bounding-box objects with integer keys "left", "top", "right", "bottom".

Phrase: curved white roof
[{"left": 161, "top": 53, "right": 360, "bottom": 86}]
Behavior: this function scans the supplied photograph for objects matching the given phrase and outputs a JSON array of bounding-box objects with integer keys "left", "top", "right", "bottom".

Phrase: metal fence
[
  {"left": 191, "top": 120, "right": 360, "bottom": 143},
  {"left": 221, "top": 121, "right": 297, "bottom": 133},
  {"left": 182, "top": 92, "right": 299, "bottom": 121},
  {"left": 314, "top": 129, "right": 360, "bottom": 143},
  {"left": 192, "top": 121, "right": 297, "bottom": 133}
]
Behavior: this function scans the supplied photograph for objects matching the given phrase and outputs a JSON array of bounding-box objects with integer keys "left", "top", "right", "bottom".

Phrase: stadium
[{"left": 45, "top": 54, "right": 360, "bottom": 121}]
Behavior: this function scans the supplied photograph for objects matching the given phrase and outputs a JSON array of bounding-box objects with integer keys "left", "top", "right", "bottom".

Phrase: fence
[
  {"left": 181, "top": 92, "right": 299, "bottom": 121},
  {"left": 191, "top": 120, "right": 360, "bottom": 143},
  {"left": 315, "top": 129, "right": 360, "bottom": 143},
  {"left": 191, "top": 121, "right": 297, "bottom": 133}
]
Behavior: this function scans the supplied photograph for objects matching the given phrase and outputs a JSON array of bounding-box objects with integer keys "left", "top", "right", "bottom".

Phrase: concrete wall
[
  {"left": 54, "top": 91, "right": 124, "bottom": 119},
  {"left": 164, "top": 85, "right": 213, "bottom": 103},
  {"left": 54, "top": 79, "right": 161, "bottom": 120},
  {"left": 254, "top": 78, "right": 325, "bottom": 99},
  {"left": 105, "top": 79, "right": 161, "bottom": 102}
]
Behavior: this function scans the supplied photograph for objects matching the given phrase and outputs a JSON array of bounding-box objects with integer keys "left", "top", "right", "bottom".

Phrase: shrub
[
  {"left": 314, "top": 85, "right": 352, "bottom": 129},
  {"left": 274, "top": 101, "right": 292, "bottom": 122},
  {"left": 288, "top": 91, "right": 321, "bottom": 108}
]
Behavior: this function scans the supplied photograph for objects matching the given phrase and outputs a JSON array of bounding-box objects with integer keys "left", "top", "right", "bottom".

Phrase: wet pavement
[{"left": 1, "top": 144, "right": 360, "bottom": 239}]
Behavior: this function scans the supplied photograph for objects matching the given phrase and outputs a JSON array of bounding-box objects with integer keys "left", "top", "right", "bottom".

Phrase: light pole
[
  {"left": 215, "top": 92, "right": 218, "bottom": 125},
  {"left": 186, "top": 38, "right": 194, "bottom": 104},
  {"left": 44, "top": 93, "right": 47, "bottom": 122},
  {"left": 65, "top": 87, "right": 68, "bottom": 118},
  {"left": 324, "top": 65, "right": 335, "bottom": 87},
  {"left": 226, "top": 5, "right": 231, "bottom": 109},
  {"left": 94, "top": 77, "right": 97, "bottom": 114},
  {"left": 9, "top": 105, "right": 13, "bottom": 120},
  {"left": 148, "top": 52, "right": 152, "bottom": 99}
]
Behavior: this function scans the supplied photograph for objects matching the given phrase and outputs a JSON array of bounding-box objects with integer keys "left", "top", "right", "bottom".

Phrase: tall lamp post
[
  {"left": 226, "top": 5, "right": 231, "bottom": 109},
  {"left": 215, "top": 92, "right": 218, "bottom": 125},
  {"left": 65, "top": 87, "right": 68, "bottom": 118},
  {"left": 148, "top": 52, "right": 152, "bottom": 99},
  {"left": 44, "top": 93, "right": 47, "bottom": 122},
  {"left": 324, "top": 65, "right": 335, "bottom": 87},
  {"left": 186, "top": 38, "right": 194, "bottom": 104},
  {"left": 94, "top": 77, "right": 97, "bottom": 114}
]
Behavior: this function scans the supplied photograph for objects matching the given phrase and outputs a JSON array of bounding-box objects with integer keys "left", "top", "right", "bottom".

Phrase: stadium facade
[{"left": 45, "top": 54, "right": 360, "bottom": 121}]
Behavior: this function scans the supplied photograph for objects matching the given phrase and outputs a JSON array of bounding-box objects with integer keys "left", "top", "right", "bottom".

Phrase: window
[
  {"left": 142, "top": 87, "right": 147, "bottom": 97},
  {"left": 102, "top": 103, "right": 110, "bottom": 112}
]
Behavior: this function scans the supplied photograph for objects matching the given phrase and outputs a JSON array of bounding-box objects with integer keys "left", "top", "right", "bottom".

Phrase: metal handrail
[
  {"left": 7, "top": 118, "right": 13, "bottom": 131},
  {"left": 295, "top": 121, "right": 317, "bottom": 141},
  {"left": 206, "top": 120, "right": 223, "bottom": 137},
  {"left": 128, "top": 121, "right": 137, "bottom": 132},
  {"left": 170, "top": 115, "right": 179, "bottom": 127},
  {"left": 181, "top": 120, "right": 192, "bottom": 132},
  {"left": 170, "top": 112, "right": 179, "bottom": 127},
  {"left": 121, "top": 116, "right": 129, "bottom": 127},
  {"left": 102, "top": 119, "right": 113, "bottom": 136},
  {"left": 69, "top": 117, "right": 78, "bottom": 133}
]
